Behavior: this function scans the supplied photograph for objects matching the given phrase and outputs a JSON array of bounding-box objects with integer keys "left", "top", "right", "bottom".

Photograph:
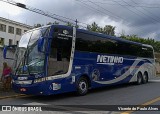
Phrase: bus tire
[
  {"left": 142, "top": 72, "right": 148, "bottom": 84},
  {"left": 136, "top": 72, "right": 142, "bottom": 85},
  {"left": 76, "top": 77, "right": 88, "bottom": 96}
]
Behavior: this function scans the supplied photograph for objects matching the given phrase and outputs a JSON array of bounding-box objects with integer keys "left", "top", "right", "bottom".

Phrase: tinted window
[
  {"left": 129, "top": 44, "right": 142, "bottom": 56},
  {"left": 76, "top": 31, "right": 153, "bottom": 58},
  {"left": 76, "top": 32, "right": 117, "bottom": 54},
  {"left": 48, "top": 28, "right": 72, "bottom": 76},
  {"left": 50, "top": 28, "right": 72, "bottom": 60},
  {"left": 141, "top": 47, "right": 154, "bottom": 58},
  {"left": 117, "top": 42, "right": 142, "bottom": 57}
]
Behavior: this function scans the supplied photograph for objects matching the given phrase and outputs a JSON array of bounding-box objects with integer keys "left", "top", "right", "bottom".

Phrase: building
[{"left": 0, "top": 17, "right": 32, "bottom": 46}]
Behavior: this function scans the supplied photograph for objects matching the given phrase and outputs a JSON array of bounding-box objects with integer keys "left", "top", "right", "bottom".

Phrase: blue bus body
[{"left": 4, "top": 25, "right": 155, "bottom": 95}]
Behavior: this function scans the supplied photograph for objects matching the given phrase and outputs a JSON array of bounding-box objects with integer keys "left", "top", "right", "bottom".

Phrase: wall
[
  {"left": 156, "top": 62, "right": 160, "bottom": 74},
  {"left": 155, "top": 52, "right": 160, "bottom": 74},
  {"left": 0, "top": 48, "right": 14, "bottom": 76}
]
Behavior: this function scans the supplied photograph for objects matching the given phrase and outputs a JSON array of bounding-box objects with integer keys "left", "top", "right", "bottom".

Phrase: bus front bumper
[{"left": 12, "top": 82, "right": 48, "bottom": 95}]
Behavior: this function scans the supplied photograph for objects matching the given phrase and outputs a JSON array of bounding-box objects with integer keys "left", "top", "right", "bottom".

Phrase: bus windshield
[{"left": 13, "top": 27, "right": 49, "bottom": 75}]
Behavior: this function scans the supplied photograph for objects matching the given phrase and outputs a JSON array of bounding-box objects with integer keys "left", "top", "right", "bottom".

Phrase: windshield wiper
[
  {"left": 15, "top": 50, "right": 31, "bottom": 75},
  {"left": 15, "top": 57, "right": 24, "bottom": 75},
  {"left": 24, "top": 49, "right": 31, "bottom": 75}
]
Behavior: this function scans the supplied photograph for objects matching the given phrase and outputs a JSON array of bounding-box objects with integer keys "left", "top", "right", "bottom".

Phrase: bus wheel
[
  {"left": 142, "top": 72, "right": 148, "bottom": 84},
  {"left": 77, "top": 77, "right": 88, "bottom": 96},
  {"left": 136, "top": 72, "right": 142, "bottom": 85}
]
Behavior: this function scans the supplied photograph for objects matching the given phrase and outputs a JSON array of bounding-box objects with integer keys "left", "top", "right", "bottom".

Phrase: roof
[{"left": 0, "top": 17, "right": 33, "bottom": 29}]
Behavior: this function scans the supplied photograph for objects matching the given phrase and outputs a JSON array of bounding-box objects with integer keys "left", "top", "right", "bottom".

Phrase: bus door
[{"left": 48, "top": 28, "right": 73, "bottom": 76}]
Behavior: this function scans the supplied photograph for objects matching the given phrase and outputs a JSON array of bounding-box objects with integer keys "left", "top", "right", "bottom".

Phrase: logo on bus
[
  {"left": 91, "top": 69, "right": 100, "bottom": 81},
  {"left": 63, "top": 30, "right": 69, "bottom": 35},
  {"left": 97, "top": 55, "right": 123, "bottom": 65}
]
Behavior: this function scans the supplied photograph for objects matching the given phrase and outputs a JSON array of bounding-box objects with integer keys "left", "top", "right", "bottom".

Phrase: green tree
[
  {"left": 34, "top": 23, "right": 43, "bottom": 28},
  {"left": 120, "top": 34, "right": 160, "bottom": 53},
  {"left": 47, "top": 22, "right": 52, "bottom": 25},
  {"left": 103, "top": 25, "right": 116, "bottom": 36},
  {"left": 47, "top": 21, "right": 59, "bottom": 25},
  {"left": 53, "top": 21, "right": 59, "bottom": 25},
  {"left": 87, "top": 22, "right": 116, "bottom": 36},
  {"left": 66, "top": 22, "right": 79, "bottom": 28},
  {"left": 66, "top": 22, "right": 73, "bottom": 27},
  {"left": 87, "top": 22, "right": 100, "bottom": 32}
]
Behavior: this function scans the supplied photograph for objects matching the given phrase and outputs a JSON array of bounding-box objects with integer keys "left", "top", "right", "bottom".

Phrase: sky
[{"left": 0, "top": 0, "right": 160, "bottom": 40}]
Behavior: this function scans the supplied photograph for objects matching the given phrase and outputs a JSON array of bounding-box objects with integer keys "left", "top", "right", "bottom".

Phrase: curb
[{"left": 0, "top": 94, "right": 28, "bottom": 100}]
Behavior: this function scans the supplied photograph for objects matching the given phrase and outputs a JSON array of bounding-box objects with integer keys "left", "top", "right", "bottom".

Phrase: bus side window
[
  {"left": 48, "top": 28, "right": 72, "bottom": 76},
  {"left": 57, "top": 48, "right": 62, "bottom": 61}
]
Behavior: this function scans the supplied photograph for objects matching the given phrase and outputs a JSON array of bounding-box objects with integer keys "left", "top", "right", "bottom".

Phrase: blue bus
[{"left": 3, "top": 25, "right": 156, "bottom": 95}]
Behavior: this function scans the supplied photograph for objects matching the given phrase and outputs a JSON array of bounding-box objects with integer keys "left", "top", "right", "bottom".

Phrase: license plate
[
  {"left": 20, "top": 88, "right": 26, "bottom": 92},
  {"left": 18, "top": 77, "right": 28, "bottom": 80}
]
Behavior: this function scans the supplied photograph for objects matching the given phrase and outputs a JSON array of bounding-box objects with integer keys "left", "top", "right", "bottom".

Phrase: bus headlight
[{"left": 34, "top": 78, "right": 45, "bottom": 83}]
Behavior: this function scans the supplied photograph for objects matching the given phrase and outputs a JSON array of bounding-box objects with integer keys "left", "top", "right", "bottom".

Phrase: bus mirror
[
  {"left": 38, "top": 37, "right": 45, "bottom": 53},
  {"left": 3, "top": 45, "right": 16, "bottom": 60},
  {"left": 3, "top": 46, "right": 7, "bottom": 59}
]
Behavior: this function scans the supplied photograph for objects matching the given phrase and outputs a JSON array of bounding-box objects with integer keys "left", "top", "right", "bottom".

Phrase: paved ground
[
  {"left": 0, "top": 76, "right": 160, "bottom": 114},
  {"left": 0, "top": 90, "right": 18, "bottom": 98},
  {"left": 0, "top": 82, "right": 25, "bottom": 99}
]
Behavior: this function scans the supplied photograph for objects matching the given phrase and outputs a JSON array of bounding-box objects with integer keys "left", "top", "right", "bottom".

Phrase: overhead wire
[
  {"left": 82, "top": 0, "right": 160, "bottom": 8},
  {"left": 76, "top": 0, "right": 123, "bottom": 35},
  {"left": 76, "top": 0, "right": 120, "bottom": 20},
  {"left": 1, "top": 0, "right": 158, "bottom": 37},
  {"left": 120, "top": 0, "right": 160, "bottom": 37},
  {"left": 79, "top": 0, "right": 152, "bottom": 36},
  {"left": 121, "top": 0, "right": 160, "bottom": 24},
  {"left": 129, "top": 0, "right": 160, "bottom": 22},
  {"left": 0, "top": 0, "right": 90, "bottom": 29}
]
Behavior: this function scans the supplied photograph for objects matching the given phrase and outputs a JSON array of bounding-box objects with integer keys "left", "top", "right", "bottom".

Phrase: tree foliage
[
  {"left": 47, "top": 21, "right": 59, "bottom": 25},
  {"left": 34, "top": 21, "right": 59, "bottom": 28},
  {"left": 87, "top": 22, "right": 116, "bottom": 36},
  {"left": 121, "top": 34, "right": 160, "bottom": 52},
  {"left": 34, "top": 23, "right": 43, "bottom": 28},
  {"left": 65, "top": 22, "right": 79, "bottom": 28}
]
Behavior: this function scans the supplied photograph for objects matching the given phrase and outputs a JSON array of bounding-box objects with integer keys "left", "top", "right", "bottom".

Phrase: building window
[
  {"left": 0, "top": 24, "right": 6, "bottom": 32},
  {"left": 0, "top": 37, "right": 4, "bottom": 46},
  {"left": 8, "top": 26, "right": 14, "bottom": 34},
  {"left": 24, "top": 30, "right": 27, "bottom": 33},
  {"left": 16, "top": 28, "right": 22, "bottom": 35},
  {"left": 9, "top": 39, "right": 13, "bottom": 45},
  {"left": 16, "top": 41, "right": 19, "bottom": 45}
]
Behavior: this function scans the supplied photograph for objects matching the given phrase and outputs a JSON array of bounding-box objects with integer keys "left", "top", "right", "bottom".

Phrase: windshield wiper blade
[
  {"left": 15, "top": 57, "right": 24, "bottom": 75},
  {"left": 15, "top": 50, "right": 31, "bottom": 75},
  {"left": 24, "top": 49, "right": 31, "bottom": 75}
]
